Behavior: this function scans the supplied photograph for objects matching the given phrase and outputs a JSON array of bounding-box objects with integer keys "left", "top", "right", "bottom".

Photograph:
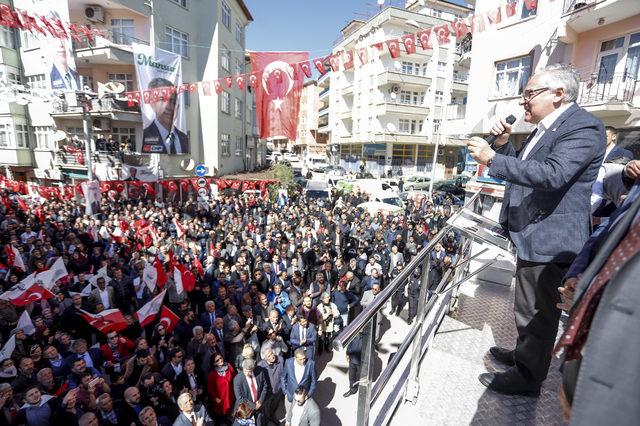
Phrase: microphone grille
[{"left": 505, "top": 115, "right": 517, "bottom": 125}]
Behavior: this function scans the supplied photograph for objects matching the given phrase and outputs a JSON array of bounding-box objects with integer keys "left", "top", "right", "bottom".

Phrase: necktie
[
  {"left": 168, "top": 132, "right": 176, "bottom": 154},
  {"left": 518, "top": 128, "right": 539, "bottom": 159},
  {"left": 65, "top": 73, "right": 72, "bottom": 89},
  {"left": 250, "top": 376, "right": 258, "bottom": 401},
  {"left": 555, "top": 217, "right": 640, "bottom": 360},
  {"left": 190, "top": 414, "right": 197, "bottom": 426}
]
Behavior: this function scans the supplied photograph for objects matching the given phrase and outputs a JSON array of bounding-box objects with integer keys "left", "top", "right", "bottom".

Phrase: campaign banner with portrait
[
  {"left": 92, "top": 163, "right": 159, "bottom": 182},
  {"left": 132, "top": 43, "right": 188, "bottom": 154}
]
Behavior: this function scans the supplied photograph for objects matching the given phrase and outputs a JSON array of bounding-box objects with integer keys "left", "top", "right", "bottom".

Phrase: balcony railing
[
  {"left": 453, "top": 73, "right": 469, "bottom": 83},
  {"left": 444, "top": 103, "right": 466, "bottom": 120},
  {"left": 456, "top": 36, "right": 472, "bottom": 55},
  {"left": 72, "top": 29, "right": 150, "bottom": 51},
  {"left": 563, "top": 0, "right": 598, "bottom": 14},
  {"left": 51, "top": 97, "right": 141, "bottom": 115},
  {"left": 578, "top": 74, "right": 638, "bottom": 106}
]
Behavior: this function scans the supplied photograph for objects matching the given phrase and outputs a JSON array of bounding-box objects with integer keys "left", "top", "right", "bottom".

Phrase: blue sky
[{"left": 244, "top": 0, "right": 468, "bottom": 56}]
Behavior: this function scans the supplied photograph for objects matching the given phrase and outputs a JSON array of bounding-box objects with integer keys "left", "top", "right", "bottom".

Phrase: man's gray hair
[
  {"left": 241, "top": 358, "right": 256, "bottom": 370},
  {"left": 536, "top": 64, "right": 580, "bottom": 103},
  {"left": 192, "top": 325, "right": 203, "bottom": 336}
]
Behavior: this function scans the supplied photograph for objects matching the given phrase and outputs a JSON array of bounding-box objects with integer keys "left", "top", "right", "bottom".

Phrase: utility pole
[{"left": 80, "top": 93, "right": 94, "bottom": 181}]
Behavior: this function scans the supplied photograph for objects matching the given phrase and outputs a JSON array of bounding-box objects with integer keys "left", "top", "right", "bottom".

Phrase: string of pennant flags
[{"left": 123, "top": 0, "right": 543, "bottom": 105}]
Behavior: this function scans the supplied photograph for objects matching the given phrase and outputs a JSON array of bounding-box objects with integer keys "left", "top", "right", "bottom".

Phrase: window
[
  {"left": 168, "top": 0, "right": 187, "bottom": 7},
  {"left": 0, "top": 26, "right": 14, "bottom": 49},
  {"left": 107, "top": 73, "right": 134, "bottom": 91},
  {"left": 111, "top": 128, "right": 136, "bottom": 148},
  {"left": 399, "top": 90, "right": 412, "bottom": 104},
  {"left": 399, "top": 119, "right": 422, "bottom": 134},
  {"left": 236, "top": 136, "right": 243, "bottom": 156},
  {"left": 221, "top": 1, "right": 231, "bottom": 29},
  {"left": 433, "top": 119, "right": 441, "bottom": 133},
  {"left": 221, "top": 48, "right": 230, "bottom": 71},
  {"left": 625, "top": 32, "right": 640, "bottom": 81},
  {"left": 221, "top": 133, "right": 230, "bottom": 156},
  {"left": 15, "top": 124, "right": 28, "bottom": 148},
  {"left": 221, "top": 91, "right": 231, "bottom": 113},
  {"left": 111, "top": 19, "right": 134, "bottom": 45},
  {"left": 438, "top": 61, "right": 447, "bottom": 73},
  {"left": 417, "top": 145, "right": 434, "bottom": 167},
  {"left": 20, "top": 30, "right": 40, "bottom": 50},
  {"left": 0, "top": 125, "right": 8, "bottom": 147},
  {"left": 494, "top": 55, "right": 532, "bottom": 98},
  {"left": 165, "top": 26, "right": 188, "bottom": 57},
  {"left": 235, "top": 21, "right": 244, "bottom": 44},
  {"left": 26, "top": 74, "right": 46, "bottom": 89},
  {"left": 431, "top": 8, "right": 443, "bottom": 18},
  {"left": 235, "top": 98, "right": 243, "bottom": 118},
  {"left": 33, "top": 126, "right": 53, "bottom": 149},
  {"left": 235, "top": 57, "right": 243, "bottom": 75},
  {"left": 435, "top": 90, "right": 444, "bottom": 104},
  {"left": 401, "top": 61, "right": 413, "bottom": 75},
  {"left": 392, "top": 144, "right": 415, "bottom": 166}
]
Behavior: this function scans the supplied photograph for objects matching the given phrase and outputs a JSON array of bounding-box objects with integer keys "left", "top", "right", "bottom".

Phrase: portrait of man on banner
[
  {"left": 133, "top": 44, "right": 189, "bottom": 154},
  {"left": 50, "top": 37, "right": 79, "bottom": 91}
]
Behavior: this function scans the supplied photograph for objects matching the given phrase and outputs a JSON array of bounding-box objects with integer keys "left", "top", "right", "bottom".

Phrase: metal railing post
[
  {"left": 356, "top": 319, "right": 375, "bottom": 426},
  {"left": 404, "top": 249, "right": 432, "bottom": 403}
]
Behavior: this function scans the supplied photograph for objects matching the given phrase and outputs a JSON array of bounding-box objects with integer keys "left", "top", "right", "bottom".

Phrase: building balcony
[
  {"left": 452, "top": 74, "right": 469, "bottom": 92},
  {"left": 377, "top": 98, "right": 430, "bottom": 116},
  {"left": 319, "top": 106, "right": 329, "bottom": 117},
  {"left": 560, "top": 0, "right": 640, "bottom": 37},
  {"left": 342, "top": 86, "right": 353, "bottom": 97},
  {"left": 373, "top": 133, "right": 430, "bottom": 144},
  {"left": 69, "top": 0, "right": 151, "bottom": 17},
  {"left": 0, "top": 148, "right": 33, "bottom": 167},
  {"left": 455, "top": 36, "right": 472, "bottom": 64},
  {"left": 444, "top": 103, "right": 466, "bottom": 120},
  {"left": 577, "top": 74, "right": 639, "bottom": 117},
  {"left": 319, "top": 88, "right": 330, "bottom": 101},
  {"left": 378, "top": 70, "right": 432, "bottom": 88},
  {"left": 72, "top": 30, "right": 150, "bottom": 65},
  {"left": 339, "top": 110, "right": 353, "bottom": 120},
  {"left": 318, "top": 72, "right": 330, "bottom": 88},
  {"left": 318, "top": 124, "right": 331, "bottom": 134},
  {"left": 51, "top": 97, "right": 141, "bottom": 122}
]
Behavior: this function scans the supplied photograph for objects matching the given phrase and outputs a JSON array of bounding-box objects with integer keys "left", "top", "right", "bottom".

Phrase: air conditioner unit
[
  {"left": 84, "top": 6, "right": 104, "bottom": 23},
  {"left": 92, "top": 117, "right": 111, "bottom": 131}
]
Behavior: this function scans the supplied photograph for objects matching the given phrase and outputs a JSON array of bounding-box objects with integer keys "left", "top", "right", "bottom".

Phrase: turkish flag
[
  {"left": 386, "top": 39, "right": 401, "bottom": 58},
  {"left": 342, "top": 50, "right": 354, "bottom": 70},
  {"left": 452, "top": 19, "right": 469, "bottom": 38},
  {"left": 4, "top": 245, "right": 25, "bottom": 271},
  {"left": 487, "top": 7, "right": 502, "bottom": 25},
  {"left": 300, "top": 62, "right": 312, "bottom": 78},
  {"left": 417, "top": 29, "right": 433, "bottom": 50},
  {"left": 506, "top": 1, "right": 517, "bottom": 17},
  {"left": 4, "top": 284, "right": 55, "bottom": 306},
  {"left": 202, "top": 81, "right": 211, "bottom": 96},
  {"left": 249, "top": 52, "right": 308, "bottom": 141},
  {"left": 357, "top": 48, "right": 368, "bottom": 65},
  {"left": 401, "top": 34, "right": 416, "bottom": 54},
  {"left": 159, "top": 306, "right": 180, "bottom": 332},
  {"left": 173, "top": 264, "right": 196, "bottom": 294},
  {"left": 173, "top": 217, "right": 186, "bottom": 238},
  {"left": 236, "top": 75, "right": 246, "bottom": 90},
  {"left": 225, "top": 76, "right": 233, "bottom": 89},
  {"left": 192, "top": 257, "right": 205, "bottom": 277},
  {"left": 16, "top": 197, "right": 28, "bottom": 213},
  {"left": 134, "top": 290, "right": 166, "bottom": 327},
  {"left": 312, "top": 57, "right": 327, "bottom": 75},
  {"left": 248, "top": 72, "right": 259, "bottom": 88},
  {"left": 214, "top": 80, "right": 223, "bottom": 95},
  {"left": 80, "top": 309, "right": 127, "bottom": 334},
  {"left": 327, "top": 54, "right": 339, "bottom": 72},
  {"left": 154, "top": 258, "right": 167, "bottom": 288},
  {"left": 433, "top": 24, "right": 451, "bottom": 45},
  {"left": 524, "top": 0, "right": 538, "bottom": 11},
  {"left": 471, "top": 14, "right": 485, "bottom": 33}
]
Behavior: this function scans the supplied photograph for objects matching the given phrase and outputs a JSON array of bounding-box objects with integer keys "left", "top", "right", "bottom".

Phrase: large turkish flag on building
[{"left": 249, "top": 51, "right": 309, "bottom": 140}]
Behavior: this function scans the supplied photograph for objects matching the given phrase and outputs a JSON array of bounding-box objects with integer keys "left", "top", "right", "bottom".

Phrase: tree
[{"left": 267, "top": 163, "right": 296, "bottom": 202}]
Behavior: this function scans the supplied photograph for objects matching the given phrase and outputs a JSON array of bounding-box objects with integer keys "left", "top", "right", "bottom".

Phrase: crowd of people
[{"left": 0, "top": 181, "right": 461, "bottom": 426}]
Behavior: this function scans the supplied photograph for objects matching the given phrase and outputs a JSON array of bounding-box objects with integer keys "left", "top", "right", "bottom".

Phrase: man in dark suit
[
  {"left": 50, "top": 40, "right": 79, "bottom": 90},
  {"left": 468, "top": 64, "right": 605, "bottom": 396},
  {"left": 233, "top": 358, "right": 269, "bottom": 425},
  {"left": 198, "top": 301, "right": 218, "bottom": 333},
  {"left": 142, "top": 77, "right": 188, "bottom": 154},
  {"left": 280, "top": 348, "right": 317, "bottom": 418},
  {"left": 603, "top": 126, "right": 633, "bottom": 162},
  {"left": 289, "top": 316, "right": 317, "bottom": 360}
]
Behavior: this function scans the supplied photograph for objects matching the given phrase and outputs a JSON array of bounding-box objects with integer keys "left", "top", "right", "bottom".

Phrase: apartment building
[
  {"left": 0, "top": 0, "right": 258, "bottom": 185},
  {"left": 329, "top": 1, "right": 473, "bottom": 179},
  {"left": 454, "top": 0, "right": 640, "bottom": 152},
  {"left": 294, "top": 80, "right": 328, "bottom": 158}
]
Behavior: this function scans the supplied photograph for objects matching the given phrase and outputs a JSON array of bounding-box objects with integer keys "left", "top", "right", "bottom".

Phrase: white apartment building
[
  {"left": 449, "top": 0, "right": 640, "bottom": 152},
  {"left": 329, "top": 1, "right": 473, "bottom": 179},
  {"left": 0, "top": 0, "right": 259, "bottom": 186},
  {"left": 295, "top": 80, "right": 328, "bottom": 158}
]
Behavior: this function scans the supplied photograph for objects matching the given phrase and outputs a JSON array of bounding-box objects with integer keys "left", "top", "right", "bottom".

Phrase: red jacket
[
  {"left": 99, "top": 337, "right": 135, "bottom": 364},
  {"left": 207, "top": 363, "right": 236, "bottom": 416}
]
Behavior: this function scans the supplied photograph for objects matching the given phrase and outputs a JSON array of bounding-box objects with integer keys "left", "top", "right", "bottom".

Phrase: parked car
[
  {"left": 303, "top": 180, "right": 331, "bottom": 199},
  {"left": 403, "top": 175, "right": 431, "bottom": 191},
  {"left": 432, "top": 178, "right": 466, "bottom": 198},
  {"left": 324, "top": 165, "right": 347, "bottom": 176},
  {"left": 307, "top": 157, "right": 330, "bottom": 172}
]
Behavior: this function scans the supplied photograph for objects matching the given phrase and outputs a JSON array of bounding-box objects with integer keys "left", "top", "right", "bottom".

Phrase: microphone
[{"left": 486, "top": 115, "right": 517, "bottom": 146}]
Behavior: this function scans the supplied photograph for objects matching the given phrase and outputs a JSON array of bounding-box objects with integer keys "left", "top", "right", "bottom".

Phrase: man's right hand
[
  {"left": 557, "top": 276, "right": 579, "bottom": 311},
  {"left": 624, "top": 160, "right": 640, "bottom": 179},
  {"left": 488, "top": 117, "right": 513, "bottom": 148}
]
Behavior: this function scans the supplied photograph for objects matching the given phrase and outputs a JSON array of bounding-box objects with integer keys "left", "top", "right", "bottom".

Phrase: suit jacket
[
  {"left": 172, "top": 405, "right": 213, "bottom": 426},
  {"left": 285, "top": 397, "right": 321, "bottom": 426},
  {"left": 232, "top": 370, "right": 269, "bottom": 409},
  {"left": 142, "top": 121, "right": 189, "bottom": 154},
  {"left": 605, "top": 144, "right": 634, "bottom": 162},
  {"left": 569, "top": 219, "right": 640, "bottom": 425},
  {"left": 176, "top": 370, "right": 206, "bottom": 394},
  {"left": 280, "top": 358, "right": 317, "bottom": 401},
  {"left": 489, "top": 103, "right": 605, "bottom": 264},
  {"left": 88, "top": 287, "right": 116, "bottom": 310},
  {"left": 290, "top": 323, "right": 317, "bottom": 349},
  {"left": 50, "top": 65, "right": 79, "bottom": 90},
  {"left": 199, "top": 311, "right": 218, "bottom": 332}
]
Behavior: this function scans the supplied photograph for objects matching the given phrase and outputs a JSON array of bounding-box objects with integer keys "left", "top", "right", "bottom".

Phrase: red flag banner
[
  {"left": 249, "top": 51, "right": 309, "bottom": 141},
  {"left": 401, "top": 34, "right": 416, "bottom": 54},
  {"left": 342, "top": 50, "right": 354, "bottom": 70},
  {"left": 159, "top": 306, "right": 180, "bottom": 332},
  {"left": 524, "top": 0, "right": 538, "bottom": 10},
  {"left": 452, "top": 19, "right": 469, "bottom": 38},
  {"left": 80, "top": 309, "right": 127, "bottom": 334},
  {"left": 236, "top": 75, "right": 246, "bottom": 90},
  {"left": 224, "top": 76, "right": 233, "bottom": 88},
  {"left": 417, "top": 29, "right": 433, "bottom": 50},
  {"left": 214, "top": 80, "right": 223, "bottom": 95},
  {"left": 312, "top": 57, "right": 327, "bottom": 75},
  {"left": 471, "top": 14, "right": 486, "bottom": 33},
  {"left": 300, "top": 61, "right": 312, "bottom": 78},
  {"left": 327, "top": 54, "right": 339, "bottom": 72},
  {"left": 357, "top": 48, "right": 368, "bottom": 65},
  {"left": 487, "top": 7, "right": 502, "bottom": 25},
  {"left": 506, "top": 1, "right": 518, "bottom": 17},
  {"left": 386, "top": 39, "right": 401, "bottom": 58},
  {"left": 433, "top": 24, "right": 451, "bottom": 45}
]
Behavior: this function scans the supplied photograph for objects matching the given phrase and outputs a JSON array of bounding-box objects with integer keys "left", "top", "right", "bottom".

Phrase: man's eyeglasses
[{"left": 522, "top": 87, "right": 550, "bottom": 101}]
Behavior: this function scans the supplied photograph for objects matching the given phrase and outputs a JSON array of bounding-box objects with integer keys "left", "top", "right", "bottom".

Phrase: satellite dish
[
  {"left": 386, "top": 123, "right": 396, "bottom": 132},
  {"left": 393, "top": 61, "right": 401, "bottom": 70},
  {"left": 390, "top": 92, "right": 397, "bottom": 100},
  {"left": 180, "top": 158, "right": 195, "bottom": 171},
  {"left": 52, "top": 130, "right": 68, "bottom": 142},
  {"left": 98, "top": 81, "right": 126, "bottom": 99}
]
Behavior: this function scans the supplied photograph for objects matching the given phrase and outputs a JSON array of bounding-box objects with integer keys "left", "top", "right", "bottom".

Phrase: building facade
[
  {"left": 451, "top": 0, "right": 640, "bottom": 153},
  {"left": 295, "top": 80, "right": 328, "bottom": 158},
  {"left": 329, "top": 1, "right": 473, "bottom": 179},
  {"left": 0, "top": 0, "right": 259, "bottom": 185}
]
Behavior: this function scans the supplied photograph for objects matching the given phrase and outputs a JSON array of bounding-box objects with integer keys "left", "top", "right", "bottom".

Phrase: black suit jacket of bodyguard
[{"left": 488, "top": 103, "right": 606, "bottom": 264}]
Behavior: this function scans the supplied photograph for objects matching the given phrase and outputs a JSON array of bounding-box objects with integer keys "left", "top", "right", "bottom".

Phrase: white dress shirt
[
  {"left": 98, "top": 288, "right": 111, "bottom": 309},
  {"left": 294, "top": 362, "right": 305, "bottom": 384},
  {"left": 154, "top": 119, "right": 182, "bottom": 154},
  {"left": 521, "top": 102, "right": 575, "bottom": 160}
]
